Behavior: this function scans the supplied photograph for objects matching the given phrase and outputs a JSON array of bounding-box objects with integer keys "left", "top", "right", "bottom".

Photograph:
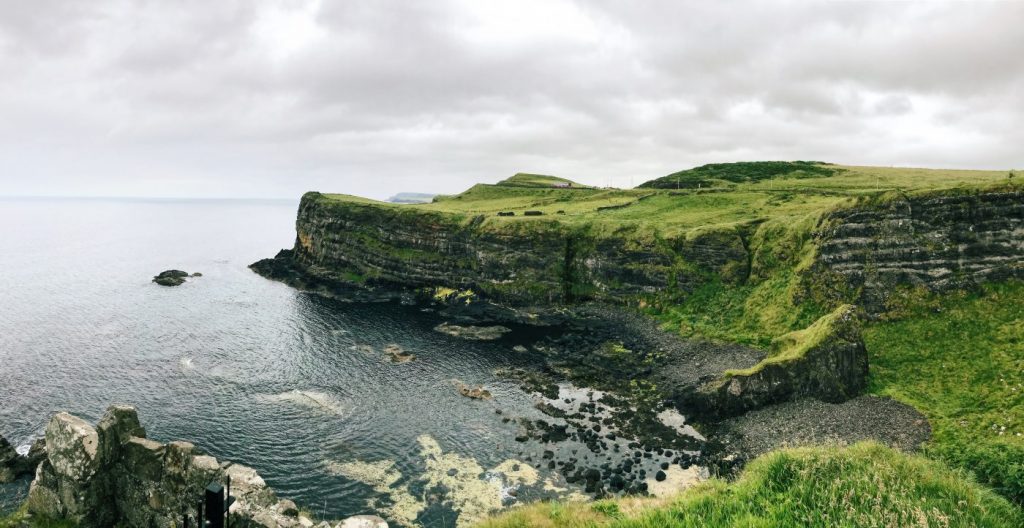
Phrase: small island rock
[{"left": 152, "top": 270, "right": 190, "bottom": 287}]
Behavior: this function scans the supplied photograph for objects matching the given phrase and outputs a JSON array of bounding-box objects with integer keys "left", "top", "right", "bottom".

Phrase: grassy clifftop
[{"left": 323, "top": 163, "right": 1014, "bottom": 237}]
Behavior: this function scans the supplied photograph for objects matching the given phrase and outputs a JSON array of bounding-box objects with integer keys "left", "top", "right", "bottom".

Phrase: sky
[{"left": 0, "top": 0, "right": 1022, "bottom": 200}]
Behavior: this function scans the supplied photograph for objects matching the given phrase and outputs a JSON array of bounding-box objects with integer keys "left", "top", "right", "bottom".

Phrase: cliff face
[
  {"left": 257, "top": 188, "right": 1024, "bottom": 315},
  {"left": 251, "top": 187, "right": 1023, "bottom": 418},
  {"left": 273, "top": 192, "right": 748, "bottom": 305},
  {"left": 810, "top": 189, "right": 1024, "bottom": 314}
]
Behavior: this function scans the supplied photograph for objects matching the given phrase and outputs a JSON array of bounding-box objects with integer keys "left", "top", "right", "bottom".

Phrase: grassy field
[
  {"left": 478, "top": 442, "right": 1023, "bottom": 528},
  {"left": 323, "top": 164, "right": 1016, "bottom": 237},
  {"left": 865, "top": 281, "right": 1024, "bottom": 502}
]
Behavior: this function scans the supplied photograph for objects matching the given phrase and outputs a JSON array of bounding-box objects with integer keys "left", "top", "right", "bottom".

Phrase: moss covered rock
[{"left": 676, "top": 305, "right": 867, "bottom": 420}]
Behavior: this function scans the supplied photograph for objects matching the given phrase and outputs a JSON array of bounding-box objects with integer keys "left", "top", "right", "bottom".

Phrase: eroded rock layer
[{"left": 810, "top": 189, "right": 1024, "bottom": 313}]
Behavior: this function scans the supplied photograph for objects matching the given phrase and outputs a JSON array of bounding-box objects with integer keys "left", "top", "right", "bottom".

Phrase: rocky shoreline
[
  {"left": 4, "top": 405, "right": 390, "bottom": 528},
  {"left": 248, "top": 252, "right": 933, "bottom": 485}
]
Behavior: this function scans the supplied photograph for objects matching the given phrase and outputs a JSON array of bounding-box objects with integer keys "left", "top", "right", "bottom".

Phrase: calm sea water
[{"left": 0, "top": 198, "right": 554, "bottom": 524}]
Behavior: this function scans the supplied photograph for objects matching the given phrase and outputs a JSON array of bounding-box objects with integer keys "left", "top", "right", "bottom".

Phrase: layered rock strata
[{"left": 809, "top": 189, "right": 1024, "bottom": 313}]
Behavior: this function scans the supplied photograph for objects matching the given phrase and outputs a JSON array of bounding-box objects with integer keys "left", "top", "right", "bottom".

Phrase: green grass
[
  {"left": 0, "top": 505, "right": 76, "bottom": 528},
  {"left": 639, "top": 161, "right": 839, "bottom": 189},
  {"left": 725, "top": 304, "right": 854, "bottom": 377},
  {"left": 496, "top": 173, "right": 589, "bottom": 188},
  {"left": 478, "top": 442, "right": 1023, "bottom": 528},
  {"left": 865, "top": 281, "right": 1024, "bottom": 502},
  {"left": 323, "top": 163, "right": 1016, "bottom": 238}
]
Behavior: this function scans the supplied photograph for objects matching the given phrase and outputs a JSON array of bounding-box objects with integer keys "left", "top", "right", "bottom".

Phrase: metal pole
[
  {"left": 197, "top": 500, "right": 204, "bottom": 528},
  {"left": 225, "top": 475, "right": 231, "bottom": 528}
]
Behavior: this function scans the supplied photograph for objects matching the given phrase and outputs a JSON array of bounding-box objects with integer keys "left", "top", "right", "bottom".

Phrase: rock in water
[
  {"left": 434, "top": 322, "right": 511, "bottom": 341},
  {"left": 455, "top": 381, "right": 493, "bottom": 400},
  {"left": 152, "top": 269, "right": 190, "bottom": 286},
  {"left": 384, "top": 344, "right": 416, "bottom": 363}
]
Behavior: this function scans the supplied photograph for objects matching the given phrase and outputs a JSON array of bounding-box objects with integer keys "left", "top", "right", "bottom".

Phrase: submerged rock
[
  {"left": 384, "top": 344, "right": 416, "bottom": 363},
  {"left": 152, "top": 269, "right": 190, "bottom": 286},
  {"left": 455, "top": 381, "right": 493, "bottom": 400},
  {"left": 434, "top": 323, "right": 511, "bottom": 341}
]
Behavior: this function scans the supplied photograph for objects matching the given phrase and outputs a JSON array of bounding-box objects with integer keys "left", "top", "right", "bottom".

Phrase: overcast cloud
[{"left": 0, "top": 0, "right": 1021, "bottom": 199}]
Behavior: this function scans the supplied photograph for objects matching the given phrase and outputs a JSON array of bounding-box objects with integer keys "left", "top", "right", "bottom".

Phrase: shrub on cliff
[{"left": 639, "top": 161, "right": 839, "bottom": 189}]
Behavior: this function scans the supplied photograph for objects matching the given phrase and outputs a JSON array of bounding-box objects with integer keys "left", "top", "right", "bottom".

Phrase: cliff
[
  {"left": 255, "top": 185, "right": 1024, "bottom": 316},
  {"left": 252, "top": 191, "right": 748, "bottom": 305},
  {"left": 252, "top": 166, "right": 1023, "bottom": 418},
  {"left": 808, "top": 187, "right": 1024, "bottom": 314}
]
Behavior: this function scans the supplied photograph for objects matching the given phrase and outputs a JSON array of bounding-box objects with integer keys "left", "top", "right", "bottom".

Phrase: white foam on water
[{"left": 263, "top": 390, "right": 347, "bottom": 416}]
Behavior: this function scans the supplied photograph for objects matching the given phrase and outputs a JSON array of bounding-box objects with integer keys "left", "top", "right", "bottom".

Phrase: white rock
[{"left": 337, "top": 515, "right": 389, "bottom": 528}]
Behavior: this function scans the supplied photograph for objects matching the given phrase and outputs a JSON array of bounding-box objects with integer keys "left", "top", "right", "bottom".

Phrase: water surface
[{"left": 0, "top": 197, "right": 562, "bottom": 524}]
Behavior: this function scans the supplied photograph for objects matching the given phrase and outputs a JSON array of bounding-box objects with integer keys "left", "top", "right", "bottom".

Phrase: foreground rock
[
  {"left": 23, "top": 405, "right": 330, "bottom": 527},
  {"left": 0, "top": 435, "right": 45, "bottom": 483},
  {"left": 152, "top": 270, "right": 191, "bottom": 286}
]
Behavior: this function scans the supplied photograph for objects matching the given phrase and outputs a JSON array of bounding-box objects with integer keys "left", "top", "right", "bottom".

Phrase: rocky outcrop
[
  {"left": 250, "top": 192, "right": 748, "bottom": 305},
  {"left": 153, "top": 270, "right": 190, "bottom": 286},
  {"left": 675, "top": 305, "right": 867, "bottom": 420},
  {"left": 0, "top": 434, "right": 45, "bottom": 483},
  {"left": 810, "top": 188, "right": 1024, "bottom": 314},
  {"left": 23, "top": 405, "right": 324, "bottom": 528}
]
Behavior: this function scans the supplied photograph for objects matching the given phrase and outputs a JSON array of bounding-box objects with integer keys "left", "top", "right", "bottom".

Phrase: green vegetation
[
  {"left": 323, "top": 163, "right": 1013, "bottom": 239},
  {"left": 0, "top": 505, "right": 75, "bottom": 528},
  {"left": 496, "top": 173, "right": 589, "bottom": 188},
  {"left": 639, "top": 161, "right": 839, "bottom": 189},
  {"left": 724, "top": 304, "right": 853, "bottom": 377},
  {"left": 478, "top": 442, "right": 1023, "bottom": 528},
  {"left": 865, "top": 281, "right": 1024, "bottom": 502}
]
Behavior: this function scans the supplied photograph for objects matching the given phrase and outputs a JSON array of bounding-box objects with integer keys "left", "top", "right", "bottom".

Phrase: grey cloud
[{"left": 0, "top": 0, "right": 1021, "bottom": 200}]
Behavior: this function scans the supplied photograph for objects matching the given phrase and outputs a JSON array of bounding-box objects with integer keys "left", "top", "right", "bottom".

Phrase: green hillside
[
  {"left": 479, "top": 442, "right": 1022, "bottom": 528},
  {"left": 324, "top": 163, "right": 1014, "bottom": 237},
  {"left": 496, "top": 173, "right": 588, "bottom": 188},
  {"left": 639, "top": 161, "right": 840, "bottom": 189}
]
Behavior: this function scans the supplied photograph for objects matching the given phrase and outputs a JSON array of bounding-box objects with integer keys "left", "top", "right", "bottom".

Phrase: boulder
[
  {"left": 338, "top": 515, "right": 389, "bottom": 528},
  {"left": 44, "top": 412, "right": 100, "bottom": 482},
  {"left": 677, "top": 305, "right": 867, "bottom": 419}
]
